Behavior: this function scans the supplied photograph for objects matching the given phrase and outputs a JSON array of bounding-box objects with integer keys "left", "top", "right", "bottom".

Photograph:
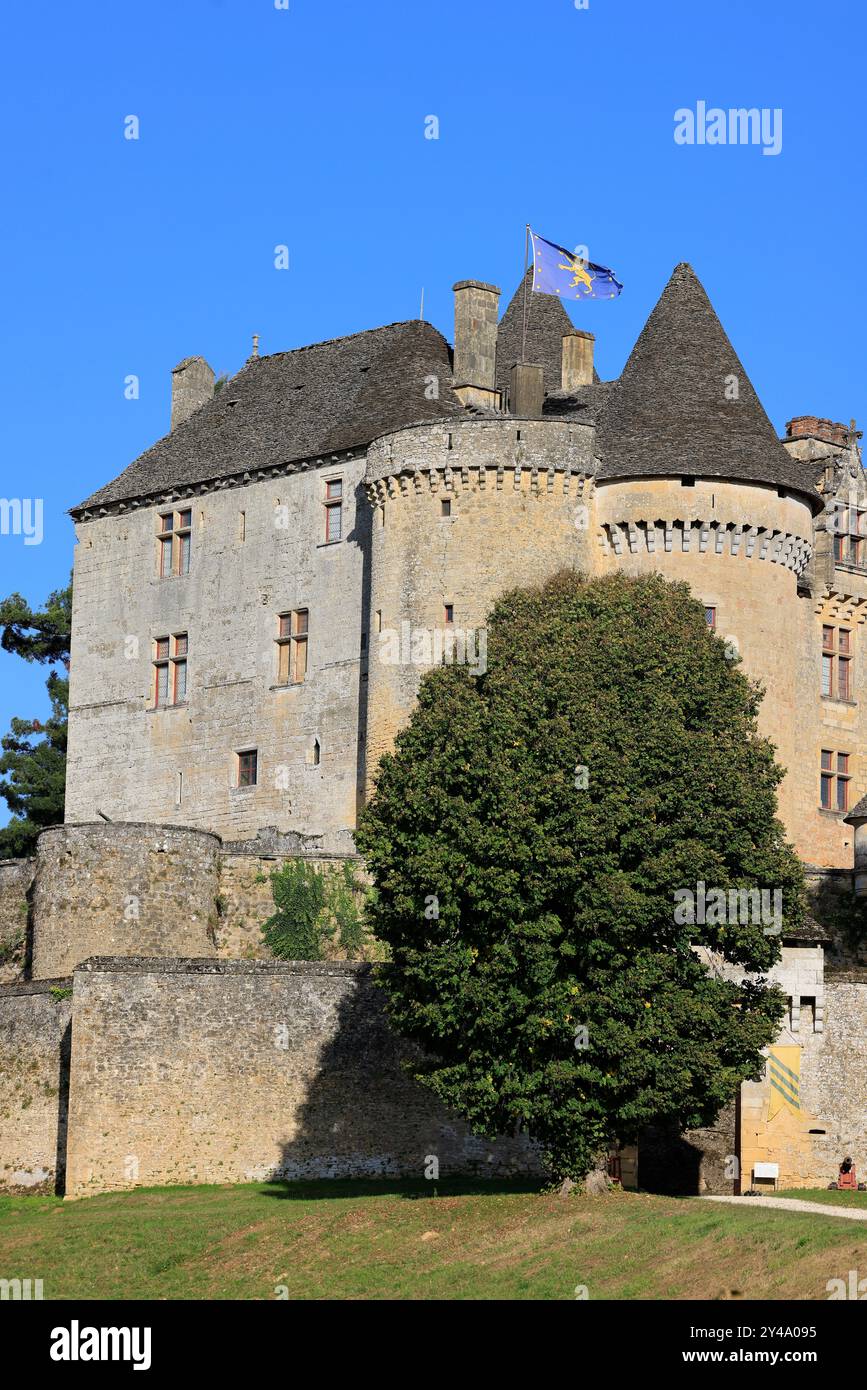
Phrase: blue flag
[{"left": 531, "top": 230, "right": 623, "bottom": 300}]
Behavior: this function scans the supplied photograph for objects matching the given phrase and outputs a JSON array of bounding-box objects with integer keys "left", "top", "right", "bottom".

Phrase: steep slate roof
[
  {"left": 76, "top": 262, "right": 825, "bottom": 517},
  {"left": 496, "top": 268, "right": 586, "bottom": 398},
  {"left": 73, "top": 320, "right": 465, "bottom": 514},
  {"left": 595, "top": 263, "right": 823, "bottom": 510}
]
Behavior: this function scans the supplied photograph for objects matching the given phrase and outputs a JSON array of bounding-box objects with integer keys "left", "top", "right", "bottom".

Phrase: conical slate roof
[
  {"left": 844, "top": 793, "right": 867, "bottom": 823},
  {"left": 496, "top": 268, "right": 579, "bottom": 398},
  {"left": 596, "top": 263, "right": 822, "bottom": 508}
]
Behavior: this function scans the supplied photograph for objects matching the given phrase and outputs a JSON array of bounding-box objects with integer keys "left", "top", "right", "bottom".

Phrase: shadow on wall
[
  {"left": 24, "top": 873, "right": 36, "bottom": 978},
  {"left": 54, "top": 1019, "right": 72, "bottom": 1196},
  {"left": 261, "top": 969, "right": 542, "bottom": 1191}
]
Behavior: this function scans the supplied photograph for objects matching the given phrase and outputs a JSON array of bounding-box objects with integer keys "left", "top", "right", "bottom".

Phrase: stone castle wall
[
  {"left": 32, "top": 823, "right": 220, "bottom": 978},
  {"left": 64, "top": 958, "right": 541, "bottom": 1198},
  {"left": 65, "top": 458, "right": 369, "bottom": 849},
  {"left": 62, "top": 407, "right": 867, "bottom": 871},
  {"left": 0, "top": 978, "right": 72, "bottom": 1193},
  {"left": 215, "top": 851, "right": 370, "bottom": 959},
  {"left": 0, "top": 858, "right": 34, "bottom": 983}
]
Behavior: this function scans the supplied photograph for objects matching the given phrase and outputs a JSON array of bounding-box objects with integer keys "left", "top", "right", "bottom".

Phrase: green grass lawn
[{"left": 2, "top": 1181, "right": 866, "bottom": 1301}]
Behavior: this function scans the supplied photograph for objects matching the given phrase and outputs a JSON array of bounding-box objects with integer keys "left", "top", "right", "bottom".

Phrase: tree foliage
[
  {"left": 356, "top": 571, "right": 804, "bottom": 1182},
  {"left": 0, "top": 581, "right": 71, "bottom": 858}
]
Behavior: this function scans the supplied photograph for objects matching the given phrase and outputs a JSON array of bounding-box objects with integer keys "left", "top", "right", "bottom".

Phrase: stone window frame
[
  {"left": 235, "top": 748, "right": 258, "bottom": 789},
  {"left": 323, "top": 477, "right": 343, "bottom": 543},
  {"left": 153, "top": 632, "right": 188, "bottom": 709},
  {"left": 157, "top": 507, "right": 192, "bottom": 578},
  {"left": 820, "top": 748, "right": 851, "bottom": 812},
  {"left": 821, "top": 623, "right": 853, "bottom": 701},
  {"left": 831, "top": 502, "right": 867, "bottom": 568},
  {"left": 276, "top": 609, "right": 309, "bottom": 685}
]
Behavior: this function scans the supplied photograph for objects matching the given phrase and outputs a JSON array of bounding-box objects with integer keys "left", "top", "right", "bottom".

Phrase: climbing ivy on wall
[{"left": 261, "top": 859, "right": 370, "bottom": 962}]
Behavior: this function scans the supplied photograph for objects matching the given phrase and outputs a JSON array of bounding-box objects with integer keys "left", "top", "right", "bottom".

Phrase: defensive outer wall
[
  {"left": 0, "top": 824, "right": 544, "bottom": 1196},
  {"left": 1, "top": 821, "right": 866, "bottom": 1197}
]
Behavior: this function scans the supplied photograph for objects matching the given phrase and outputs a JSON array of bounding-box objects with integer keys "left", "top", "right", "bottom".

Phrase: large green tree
[
  {"left": 356, "top": 571, "right": 804, "bottom": 1184},
  {"left": 0, "top": 581, "right": 71, "bottom": 858}
]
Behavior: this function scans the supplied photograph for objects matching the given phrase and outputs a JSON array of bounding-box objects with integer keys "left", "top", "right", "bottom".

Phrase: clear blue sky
[{"left": 0, "top": 0, "right": 864, "bottom": 824}]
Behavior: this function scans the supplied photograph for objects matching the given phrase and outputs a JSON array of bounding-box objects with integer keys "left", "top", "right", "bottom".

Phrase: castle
[{"left": 1, "top": 262, "right": 866, "bottom": 1198}]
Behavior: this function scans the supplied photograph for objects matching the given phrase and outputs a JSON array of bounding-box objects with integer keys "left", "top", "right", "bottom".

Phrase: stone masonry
[{"left": 64, "top": 959, "right": 541, "bottom": 1198}]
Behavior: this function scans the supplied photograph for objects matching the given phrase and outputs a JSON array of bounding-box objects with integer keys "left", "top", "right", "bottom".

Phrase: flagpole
[{"left": 520, "top": 224, "right": 530, "bottom": 363}]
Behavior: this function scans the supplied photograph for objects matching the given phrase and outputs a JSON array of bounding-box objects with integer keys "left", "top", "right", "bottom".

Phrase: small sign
[{"left": 753, "top": 1162, "right": 779, "bottom": 1179}]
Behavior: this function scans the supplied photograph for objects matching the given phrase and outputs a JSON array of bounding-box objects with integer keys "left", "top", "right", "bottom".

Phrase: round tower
[
  {"left": 590, "top": 261, "right": 824, "bottom": 852},
  {"left": 32, "top": 823, "right": 221, "bottom": 978},
  {"left": 363, "top": 416, "right": 597, "bottom": 785}
]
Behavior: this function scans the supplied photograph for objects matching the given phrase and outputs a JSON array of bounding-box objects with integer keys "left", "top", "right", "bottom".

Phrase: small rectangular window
[
  {"left": 821, "top": 624, "right": 855, "bottom": 700},
  {"left": 820, "top": 749, "right": 850, "bottom": 811},
  {"left": 292, "top": 609, "right": 308, "bottom": 682},
  {"left": 324, "top": 479, "right": 343, "bottom": 542},
  {"left": 156, "top": 662, "right": 170, "bottom": 707},
  {"left": 704, "top": 606, "right": 716, "bottom": 629},
  {"left": 821, "top": 654, "right": 833, "bottom": 697},
  {"left": 444, "top": 604, "right": 454, "bottom": 625},
  {"left": 441, "top": 498, "right": 452, "bottom": 517},
  {"left": 153, "top": 633, "right": 188, "bottom": 708},
  {"left": 237, "top": 750, "right": 258, "bottom": 788},
  {"left": 159, "top": 536, "right": 173, "bottom": 577},
  {"left": 157, "top": 508, "right": 193, "bottom": 577},
  {"left": 276, "top": 610, "right": 309, "bottom": 685},
  {"left": 325, "top": 503, "right": 342, "bottom": 542}
]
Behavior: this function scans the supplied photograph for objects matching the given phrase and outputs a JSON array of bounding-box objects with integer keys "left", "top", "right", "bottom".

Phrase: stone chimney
[
  {"left": 452, "top": 281, "right": 501, "bottom": 411},
  {"left": 785, "top": 416, "right": 852, "bottom": 449},
  {"left": 562, "top": 330, "right": 595, "bottom": 392},
  {"left": 509, "top": 362, "right": 544, "bottom": 418},
  {"left": 171, "top": 356, "right": 215, "bottom": 430}
]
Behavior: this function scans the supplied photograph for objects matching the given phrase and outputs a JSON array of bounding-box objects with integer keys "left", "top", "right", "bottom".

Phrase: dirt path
[{"left": 701, "top": 1194, "right": 867, "bottom": 1222}]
